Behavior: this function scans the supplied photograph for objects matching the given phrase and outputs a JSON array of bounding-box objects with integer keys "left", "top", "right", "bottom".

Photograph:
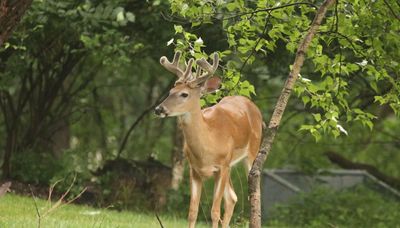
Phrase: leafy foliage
[
  {"left": 168, "top": 0, "right": 400, "bottom": 140},
  {"left": 167, "top": 24, "right": 256, "bottom": 106}
]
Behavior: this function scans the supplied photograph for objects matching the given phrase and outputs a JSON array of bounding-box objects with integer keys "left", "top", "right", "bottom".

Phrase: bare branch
[
  {"left": 29, "top": 185, "right": 41, "bottom": 228},
  {"left": 155, "top": 213, "right": 165, "bottom": 228},
  {"left": 48, "top": 179, "right": 63, "bottom": 207},
  {"left": 42, "top": 174, "right": 87, "bottom": 218}
]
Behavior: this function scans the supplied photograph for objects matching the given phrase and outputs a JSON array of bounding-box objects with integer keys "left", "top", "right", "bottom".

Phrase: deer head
[{"left": 155, "top": 51, "right": 220, "bottom": 118}]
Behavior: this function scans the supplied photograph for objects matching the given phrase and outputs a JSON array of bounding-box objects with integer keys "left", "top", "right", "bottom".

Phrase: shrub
[{"left": 11, "top": 150, "right": 64, "bottom": 184}]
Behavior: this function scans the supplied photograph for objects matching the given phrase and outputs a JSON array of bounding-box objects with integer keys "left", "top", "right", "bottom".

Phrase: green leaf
[
  {"left": 365, "top": 120, "right": 373, "bottom": 130},
  {"left": 316, "top": 44, "right": 323, "bottom": 55},
  {"left": 332, "top": 129, "right": 340, "bottom": 138},
  {"left": 302, "top": 96, "right": 310, "bottom": 105},
  {"left": 226, "top": 2, "right": 238, "bottom": 12},
  {"left": 311, "top": 130, "right": 322, "bottom": 142},
  {"left": 370, "top": 81, "right": 378, "bottom": 93},
  {"left": 116, "top": 11, "right": 125, "bottom": 22},
  {"left": 312, "top": 113, "right": 321, "bottom": 122},
  {"left": 299, "top": 125, "right": 313, "bottom": 131},
  {"left": 126, "top": 12, "right": 135, "bottom": 22},
  {"left": 174, "top": 25, "right": 183, "bottom": 34},
  {"left": 200, "top": 99, "right": 206, "bottom": 107},
  {"left": 325, "top": 76, "right": 334, "bottom": 86}
]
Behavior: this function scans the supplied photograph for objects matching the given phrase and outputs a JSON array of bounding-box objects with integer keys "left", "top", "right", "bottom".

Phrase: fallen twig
[
  {"left": 29, "top": 185, "right": 41, "bottom": 228},
  {"left": 155, "top": 213, "right": 165, "bottom": 228}
]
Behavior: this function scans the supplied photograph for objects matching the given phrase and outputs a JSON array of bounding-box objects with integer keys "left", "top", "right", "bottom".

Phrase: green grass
[{"left": 0, "top": 194, "right": 209, "bottom": 228}]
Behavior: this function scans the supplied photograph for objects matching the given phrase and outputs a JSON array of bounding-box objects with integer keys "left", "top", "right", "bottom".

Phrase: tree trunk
[
  {"left": 2, "top": 130, "right": 16, "bottom": 179},
  {"left": 170, "top": 122, "right": 185, "bottom": 190},
  {"left": 0, "top": 0, "right": 33, "bottom": 46},
  {"left": 50, "top": 119, "right": 70, "bottom": 159},
  {"left": 248, "top": 0, "right": 336, "bottom": 227},
  {"left": 92, "top": 88, "right": 108, "bottom": 152}
]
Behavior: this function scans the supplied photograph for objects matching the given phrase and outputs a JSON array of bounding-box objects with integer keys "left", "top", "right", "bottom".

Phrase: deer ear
[{"left": 201, "top": 76, "right": 221, "bottom": 94}]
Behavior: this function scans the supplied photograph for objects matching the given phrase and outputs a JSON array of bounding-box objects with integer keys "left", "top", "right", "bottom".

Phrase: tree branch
[
  {"left": 382, "top": 0, "right": 400, "bottom": 21},
  {"left": 326, "top": 151, "right": 400, "bottom": 190},
  {"left": 160, "top": 2, "right": 317, "bottom": 24},
  {"left": 248, "top": 0, "right": 336, "bottom": 226},
  {"left": 0, "top": 0, "right": 33, "bottom": 46},
  {"left": 238, "top": 13, "right": 271, "bottom": 76},
  {"left": 225, "top": 2, "right": 317, "bottom": 20}
]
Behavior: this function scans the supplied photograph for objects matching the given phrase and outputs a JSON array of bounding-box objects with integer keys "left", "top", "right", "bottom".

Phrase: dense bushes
[{"left": 11, "top": 150, "right": 65, "bottom": 184}]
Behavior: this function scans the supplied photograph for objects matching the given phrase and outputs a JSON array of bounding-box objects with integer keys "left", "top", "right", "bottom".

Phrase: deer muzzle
[{"left": 154, "top": 105, "right": 168, "bottom": 118}]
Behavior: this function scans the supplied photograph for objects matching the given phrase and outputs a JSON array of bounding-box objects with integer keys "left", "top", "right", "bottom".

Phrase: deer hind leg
[
  {"left": 244, "top": 137, "right": 262, "bottom": 176},
  {"left": 243, "top": 154, "right": 256, "bottom": 179},
  {"left": 188, "top": 168, "right": 202, "bottom": 228},
  {"left": 211, "top": 167, "right": 229, "bottom": 228},
  {"left": 222, "top": 177, "right": 237, "bottom": 228}
]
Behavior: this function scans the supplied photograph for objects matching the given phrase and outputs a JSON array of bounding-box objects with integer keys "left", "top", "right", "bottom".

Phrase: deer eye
[{"left": 180, "top": 93, "right": 189, "bottom": 98}]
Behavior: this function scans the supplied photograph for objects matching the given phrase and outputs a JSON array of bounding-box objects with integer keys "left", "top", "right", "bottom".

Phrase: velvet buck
[{"left": 155, "top": 51, "right": 263, "bottom": 228}]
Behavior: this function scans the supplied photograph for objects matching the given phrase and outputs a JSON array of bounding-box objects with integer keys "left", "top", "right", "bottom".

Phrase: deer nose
[{"left": 154, "top": 106, "right": 165, "bottom": 116}]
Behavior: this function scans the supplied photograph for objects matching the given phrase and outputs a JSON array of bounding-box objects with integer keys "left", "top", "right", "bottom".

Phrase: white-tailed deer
[{"left": 155, "top": 51, "right": 263, "bottom": 228}]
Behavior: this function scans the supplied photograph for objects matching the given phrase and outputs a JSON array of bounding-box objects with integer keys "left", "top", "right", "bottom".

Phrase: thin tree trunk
[
  {"left": 2, "top": 130, "right": 16, "bottom": 179},
  {"left": 92, "top": 88, "right": 108, "bottom": 151},
  {"left": 50, "top": 118, "right": 70, "bottom": 159},
  {"left": 248, "top": 0, "right": 336, "bottom": 227},
  {"left": 170, "top": 122, "right": 185, "bottom": 190},
  {"left": 0, "top": 0, "right": 33, "bottom": 46}
]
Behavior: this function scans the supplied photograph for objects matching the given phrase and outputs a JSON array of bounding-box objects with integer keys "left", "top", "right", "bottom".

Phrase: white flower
[
  {"left": 167, "top": 38, "right": 174, "bottom": 46},
  {"left": 337, "top": 124, "right": 348, "bottom": 135},
  {"left": 195, "top": 37, "right": 203, "bottom": 45},
  {"left": 356, "top": 60, "right": 368, "bottom": 67},
  {"left": 299, "top": 74, "right": 311, "bottom": 82}
]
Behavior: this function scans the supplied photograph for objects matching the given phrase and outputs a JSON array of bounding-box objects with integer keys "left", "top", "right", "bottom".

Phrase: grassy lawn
[{"left": 0, "top": 194, "right": 209, "bottom": 228}]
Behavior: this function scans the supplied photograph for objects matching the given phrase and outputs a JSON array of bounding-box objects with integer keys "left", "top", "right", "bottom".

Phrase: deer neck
[{"left": 178, "top": 100, "right": 208, "bottom": 149}]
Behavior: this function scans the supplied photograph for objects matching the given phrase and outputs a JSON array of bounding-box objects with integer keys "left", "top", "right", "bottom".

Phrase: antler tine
[
  {"left": 172, "top": 51, "right": 181, "bottom": 64},
  {"left": 195, "top": 52, "right": 219, "bottom": 80},
  {"left": 194, "top": 65, "right": 201, "bottom": 80},
  {"left": 160, "top": 51, "right": 184, "bottom": 78},
  {"left": 183, "top": 58, "right": 194, "bottom": 80}
]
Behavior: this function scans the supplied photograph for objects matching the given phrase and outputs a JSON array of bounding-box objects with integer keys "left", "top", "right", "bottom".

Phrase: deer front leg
[
  {"left": 211, "top": 167, "right": 229, "bottom": 228},
  {"left": 188, "top": 168, "right": 202, "bottom": 228}
]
